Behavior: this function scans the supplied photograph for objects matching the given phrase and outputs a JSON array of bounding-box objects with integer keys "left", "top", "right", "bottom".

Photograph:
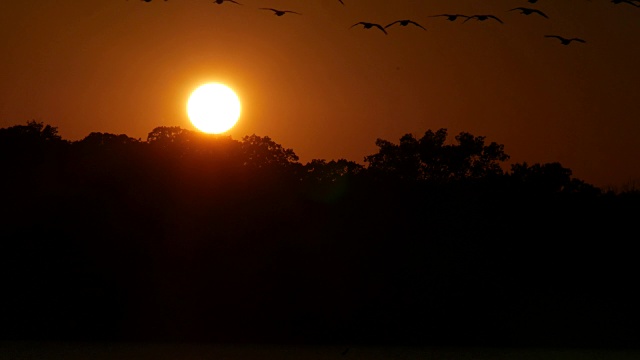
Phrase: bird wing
[
  {"left": 259, "top": 7, "right": 276, "bottom": 11},
  {"left": 410, "top": 21, "right": 427, "bottom": 30},
  {"left": 384, "top": 20, "right": 401, "bottom": 28},
  {"left": 285, "top": 10, "right": 301, "bottom": 14},
  {"left": 534, "top": 9, "right": 549, "bottom": 18},
  {"left": 572, "top": 38, "right": 586, "bottom": 43},
  {"left": 373, "top": 24, "right": 388, "bottom": 34},
  {"left": 489, "top": 15, "right": 504, "bottom": 23}
]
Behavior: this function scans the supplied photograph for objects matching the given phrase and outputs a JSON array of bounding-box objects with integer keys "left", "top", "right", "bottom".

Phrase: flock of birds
[{"left": 138, "top": 0, "right": 640, "bottom": 45}]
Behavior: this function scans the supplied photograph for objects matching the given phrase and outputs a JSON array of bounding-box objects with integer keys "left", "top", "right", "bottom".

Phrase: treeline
[{"left": 1, "top": 121, "right": 639, "bottom": 348}]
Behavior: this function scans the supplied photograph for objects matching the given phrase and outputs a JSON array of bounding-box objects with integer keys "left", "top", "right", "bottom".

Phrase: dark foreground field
[{"left": 3, "top": 342, "right": 640, "bottom": 360}]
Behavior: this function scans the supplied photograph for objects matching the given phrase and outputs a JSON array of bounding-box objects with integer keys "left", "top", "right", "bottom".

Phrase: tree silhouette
[
  {"left": 240, "top": 134, "right": 299, "bottom": 171},
  {"left": 0, "top": 120, "right": 63, "bottom": 143},
  {"left": 78, "top": 132, "right": 140, "bottom": 147},
  {"left": 302, "top": 158, "right": 364, "bottom": 183},
  {"left": 146, "top": 125, "right": 191, "bottom": 145},
  {"left": 1, "top": 121, "right": 639, "bottom": 348},
  {"left": 364, "top": 128, "right": 509, "bottom": 182},
  {"left": 0, "top": 120, "right": 68, "bottom": 167},
  {"left": 508, "top": 161, "right": 600, "bottom": 194}
]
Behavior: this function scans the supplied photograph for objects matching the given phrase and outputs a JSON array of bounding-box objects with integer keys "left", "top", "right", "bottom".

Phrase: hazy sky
[{"left": 1, "top": 0, "right": 639, "bottom": 188}]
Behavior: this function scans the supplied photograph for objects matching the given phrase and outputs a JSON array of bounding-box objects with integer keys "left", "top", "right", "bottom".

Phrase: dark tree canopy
[
  {"left": 364, "top": 128, "right": 510, "bottom": 182},
  {"left": 509, "top": 161, "right": 600, "bottom": 194},
  {"left": 1, "top": 120, "right": 637, "bottom": 348},
  {"left": 302, "top": 158, "right": 364, "bottom": 183},
  {"left": 240, "top": 134, "right": 299, "bottom": 169},
  {"left": 0, "top": 120, "right": 62, "bottom": 143}
]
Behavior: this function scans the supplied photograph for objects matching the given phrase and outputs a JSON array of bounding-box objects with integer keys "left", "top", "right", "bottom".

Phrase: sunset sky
[{"left": 1, "top": 0, "right": 639, "bottom": 189}]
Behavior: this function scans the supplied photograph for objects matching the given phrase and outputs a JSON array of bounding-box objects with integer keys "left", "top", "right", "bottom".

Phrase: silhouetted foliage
[
  {"left": 146, "top": 125, "right": 240, "bottom": 157},
  {"left": 240, "top": 134, "right": 299, "bottom": 169},
  {"left": 1, "top": 121, "right": 638, "bottom": 348},
  {"left": 0, "top": 120, "right": 68, "bottom": 169},
  {"left": 364, "top": 128, "right": 509, "bottom": 182},
  {"left": 0, "top": 120, "right": 63, "bottom": 144},
  {"left": 508, "top": 161, "right": 600, "bottom": 194},
  {"left": 303, "top": 158, "right": 363, "bottom": 182}
]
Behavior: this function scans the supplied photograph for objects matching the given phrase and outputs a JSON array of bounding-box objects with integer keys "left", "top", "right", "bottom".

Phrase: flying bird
[
  {"left": 350, "top": 22, "right": 388, "bottom": 35},
  {"left": 509, "top": 7, "right": 549, "bottom": 18},
  {"left": 385, "top": 19, "right": 427, "bottom": 31},
  {"left": 544, "top": 35, "right": 586, "bottom": 45},
  {"left": 213, "top": 0, "right": 241, "bottom": 4},
  {"left": 429, "top": 14, "right": 469, "bottom": 21},
  {"left": 464, "top": 14, "right": 504, "bottom": 23},
  {"left": 260, "top": 8, "right": 301, "bottom": 16},
  {"left": 611, "top": 0, "right": 640, "bottom": 6}
]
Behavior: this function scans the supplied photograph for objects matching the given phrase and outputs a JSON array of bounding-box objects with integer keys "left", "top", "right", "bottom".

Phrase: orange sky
[{"left": 1, "top": 0, "right": 639, "bottom": 189}]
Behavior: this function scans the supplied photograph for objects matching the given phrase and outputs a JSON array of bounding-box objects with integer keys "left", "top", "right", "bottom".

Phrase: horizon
[{"left": 1, "top": 119, "right": 618, "bottom": 191}]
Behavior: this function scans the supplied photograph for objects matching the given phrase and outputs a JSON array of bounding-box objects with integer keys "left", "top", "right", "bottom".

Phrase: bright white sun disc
[{"left": 187, "top": 83, "right": 241, "bottom": 134}]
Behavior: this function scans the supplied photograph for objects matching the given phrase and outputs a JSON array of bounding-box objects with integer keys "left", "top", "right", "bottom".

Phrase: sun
[{"left": 187, "top": 83, "right": 241, "bottom": 134}]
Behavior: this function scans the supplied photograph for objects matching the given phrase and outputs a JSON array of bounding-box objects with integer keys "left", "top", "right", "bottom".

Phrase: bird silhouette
[
  {"left": 464, "top": 14, "right": 503, "bottom": 23},
  {"left": 429, "top": 14, "right": 469, "bottom": 21},
  {"left": 545, "top": 35, "right": 586, "bottom": 45},
  {"left": 385, "top": 19, "right": 427, "bottom": 31},
  {"left": 260, "top": 8, "right": 301, "bottom": 16},
  {"left": 510, "top": 7, "right": 549, "bottom": 18},
  {"left": 213, "top": 0, "right": 241, "bottom": 4},
  {"left": 350, "top": 22, "right": 388, "bottom": 35},
  {"left": 339, "top": 0, "right": 344, "bottom": 4},
  {"left": 611, "top": 0, "right": 640, "bottom": 6}
]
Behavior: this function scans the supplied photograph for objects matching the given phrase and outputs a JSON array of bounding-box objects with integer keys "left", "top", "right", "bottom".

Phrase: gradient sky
[{"left": 1, "top": 0, "right": 639, "bottom": 189}]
